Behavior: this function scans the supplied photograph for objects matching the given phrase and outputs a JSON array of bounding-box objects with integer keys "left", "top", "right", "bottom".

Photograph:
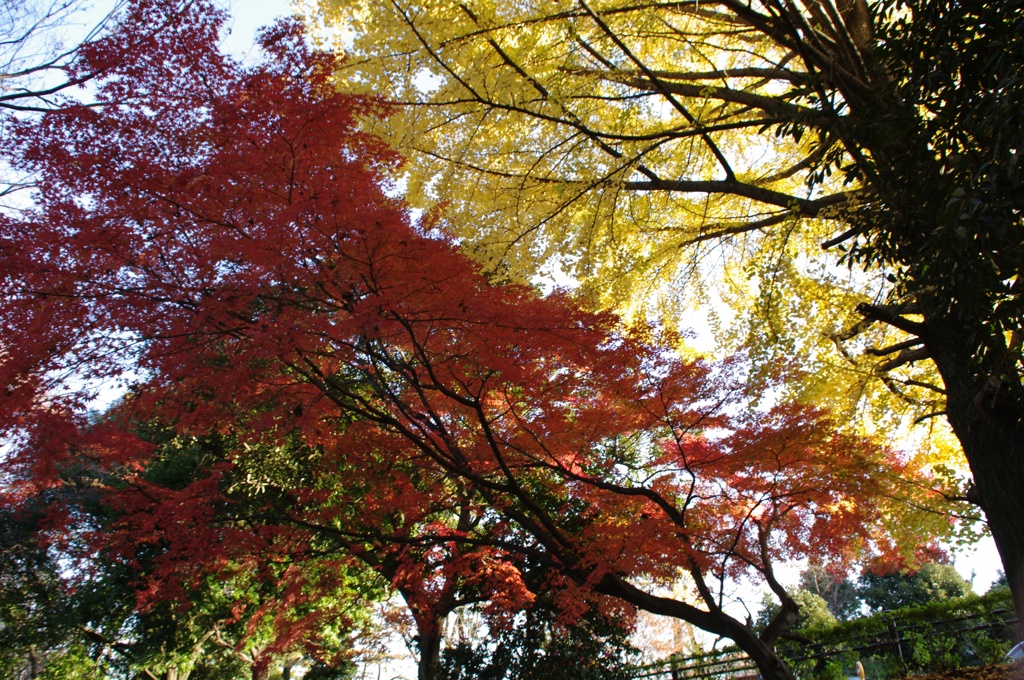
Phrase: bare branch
[
  {"left": 913, "top": 410, "right": 947, "bottom": 425},
  {"left": 646, "top": 66, "right": 809, "bottom": 83},
  {"left": 821, "top": 224, "right": 862, "bottom": 249},
  {"left": 623, "top": 178, "right": 851, "bottom": 216},
  {"left": 866, "top": 338, "right": 924, "bottom": 357},
  {"left": 588, "top": 69, "right": 825, "bottom": 122},
  {"left": 877, "top": 347, "right": 931, "bottom": 372},
  {"left": 856, "top": 302, "right": 929, "bottom": 338}
]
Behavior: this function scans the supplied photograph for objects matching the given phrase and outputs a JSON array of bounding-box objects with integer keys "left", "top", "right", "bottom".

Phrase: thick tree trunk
[
  {"left": 726, "top": 623, "right": 797, "bottom": 680},
  {"left": 396, "top": 583, "right": 452, "bottom": 680},
  {"left": 597, "top": 575, "right": 797, "bottom": 680},
  {"left": 738, "top": 644, "right": 797, "bottom": 680},
  {"left": 952, "top": 413, "right": 1024, "bottom": 632},
  {"left": 27, "top": 646, "right": 40, "bottom": 678},
  {"left": 416, "top": 626, "right": 443, "bottom": 680},
  {"left": 931, "top": 336, "right": 1024, "bottom": 637}
]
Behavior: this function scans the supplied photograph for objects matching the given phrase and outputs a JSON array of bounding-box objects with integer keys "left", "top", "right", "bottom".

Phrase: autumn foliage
[{"left": 0, "top": 2, "right": 933, "bottom": 678}]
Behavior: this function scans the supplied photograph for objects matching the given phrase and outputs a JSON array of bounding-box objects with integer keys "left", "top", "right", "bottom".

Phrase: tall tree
[
  {"left": 799, "top": 563, "right": 859, "bottom": 620},
  {"left": 857, "top": 549, "right": 973, "bottom": 613},
  {"left": 0, "top": 2, "right": 944, "bottom": 679},
  {"left": 308, "top": 0, "right": 1024, "bottom": 619},
  {"left": 0, "top": 427, "right": 382, "bottom": 680}
]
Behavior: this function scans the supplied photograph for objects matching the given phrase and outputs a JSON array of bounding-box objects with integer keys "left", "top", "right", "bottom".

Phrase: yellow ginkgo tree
[{"left": 309, "top": 0, "right": 1024, "bottom": 623}]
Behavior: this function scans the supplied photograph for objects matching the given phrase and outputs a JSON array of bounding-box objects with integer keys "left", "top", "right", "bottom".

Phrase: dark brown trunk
[
  {"left": 595, "top": 575, "right": 796, "bottom": 680},
  {"left": 725, "top": 623, "right": 797, "bottom": 680},
  {"left": 931, "top": 332, "right": 1024, "bottom": 638},
  {"left": 417, "top": 625, "right": 443, "bottom": 680},
  {"left": 395, "top": 582, "right": 454, "bottom": 680},
  {"left": 674, "top": 606, "right": 797, "bottom": 680}
]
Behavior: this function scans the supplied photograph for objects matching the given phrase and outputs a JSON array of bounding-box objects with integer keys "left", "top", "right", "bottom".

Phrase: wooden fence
[{"left": 628, "top": 604, "right": 1017, "bottom": 679}]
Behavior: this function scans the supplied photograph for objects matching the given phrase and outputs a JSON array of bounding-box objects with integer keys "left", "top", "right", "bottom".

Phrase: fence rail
[
  {"left": 629, "top": 602, "right": 1017, "bottom": 679},
  {"left": 630, "top": 647, "right": 757, "bottom": 679}
]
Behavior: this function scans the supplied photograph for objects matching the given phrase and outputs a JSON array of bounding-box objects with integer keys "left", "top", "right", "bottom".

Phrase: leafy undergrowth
[{"left": 911, "top": 662, "right": 1024, "bottom": 679}]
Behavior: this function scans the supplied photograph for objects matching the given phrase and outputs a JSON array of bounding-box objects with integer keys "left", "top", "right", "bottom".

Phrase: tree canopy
[
  {"left": 798, "top": 563, "right": 860, "bottom": 621},
  {"left": 0, "top": 2, "right": 944, "bottom": 679},
  {"left": 755, "top": 589, "right": 837, "bottom": 636},
  {"left": 858, "top": 561, "right": 973, "bottom": 613},
  {"left": 754, "top": 554, "right": 974, "bottom": 637},
  {"left": 308, "top": 0, "right": 1024, "bottom": 621}
]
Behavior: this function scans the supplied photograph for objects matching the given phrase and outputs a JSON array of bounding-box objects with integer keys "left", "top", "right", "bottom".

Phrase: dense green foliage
[
  {"left": 777, "top": 590, "right": 1015, "bottom": 679},
  {"left": 756, "top": 590, "right": 839, "bottom": 635},
  {"left": 800, "top": 564, "right": 861, "bottom": 621},
  {"left": 0, "top": 424, "right": 380, "bottom": 679},
  {"left": 858, "top": 562, "right": 974, "bottom": 613}
]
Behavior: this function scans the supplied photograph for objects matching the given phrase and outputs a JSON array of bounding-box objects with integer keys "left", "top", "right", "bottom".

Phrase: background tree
[
  {"left": 754, "top": 590, "right": 837, "bottom": 637},
  {"left": 0, "top": 497, "right": 104, "bottom": 679},
  {"left": 799, "top": 563, "right": 860, "bottom": 621},
  {"left": 991, "top": 572, "right": 1009, "bottom": 592},
  {"left": 858, "top": 560, "right": 973, "bottom": 613},
  {"left": 0, "top": 491, "right": 240, "bottom": 680},
  {"left": 103, "top": 428, "right": 385, "bottom": 680},
  {"left": 754, "top": 554, "right": 973, "bottom": 636},
  {"left": 308, "top": 0, "right": 1023, "bottom": 618},
  {"left": 0, "top": 428, "right": 382, "bottom": 680},
  {"left": 0, "top": 3, "right": 942, "bottom": 680}
]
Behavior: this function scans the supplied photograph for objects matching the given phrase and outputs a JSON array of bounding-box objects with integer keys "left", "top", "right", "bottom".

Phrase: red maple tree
[{"left": 0, "top": 3, "right": 935, "bottom": 679}]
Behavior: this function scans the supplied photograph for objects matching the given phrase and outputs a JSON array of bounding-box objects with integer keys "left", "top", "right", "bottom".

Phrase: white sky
[
  {"left": 219, "top": 0, "right": 294, "bottom": 58},
  {"left": 65, "top": 0, "right": 294, "bottom": 60}
]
